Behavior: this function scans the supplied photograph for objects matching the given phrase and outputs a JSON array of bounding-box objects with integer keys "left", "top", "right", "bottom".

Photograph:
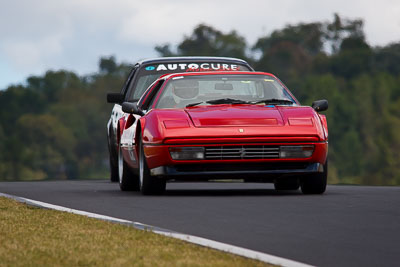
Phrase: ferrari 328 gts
[{"left": 116, "top": 71, "right": 329, "bottom": 195}]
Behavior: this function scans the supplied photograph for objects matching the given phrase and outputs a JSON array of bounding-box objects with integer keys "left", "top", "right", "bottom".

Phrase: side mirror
[
  {"left": 312, "top": 99, "right": 328, "bottom": 112},
  {"left": 121, "top": 102, "right": 144, "bottom": 116},
  {"left": 107, "top": 93, "right": 124, "bottom": 104}
]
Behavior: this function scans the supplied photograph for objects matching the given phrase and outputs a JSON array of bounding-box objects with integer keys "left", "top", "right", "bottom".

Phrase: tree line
[{"left": 1, "top": 14, "right": 399, "bottom": 185}]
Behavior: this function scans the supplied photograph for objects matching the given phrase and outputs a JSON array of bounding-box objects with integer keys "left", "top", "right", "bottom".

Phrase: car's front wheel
[
  {"left": 109, "top": 155, "right": 119, "bottom": 182},
  {"left": 138, "top": 138, "right": 166, "bottom": 195},
  {"left": 108, "top": 130, "right": 119, "bottom": 182},
  {"left": 118, "top": 142, "right": 139, "bottom": 191},
  {"left": 301, "top": 162, "right": 327, "bottom": 194}
]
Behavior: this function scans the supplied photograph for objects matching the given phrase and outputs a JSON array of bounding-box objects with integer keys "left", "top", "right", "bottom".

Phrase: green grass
[{"left": 0, "top": 197, "right": 273, "bottom": 267}]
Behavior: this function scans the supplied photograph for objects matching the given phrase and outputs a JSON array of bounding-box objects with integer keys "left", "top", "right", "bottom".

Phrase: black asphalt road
[{"left": 1, "top": 180, "right": 399, "bottom": 267}]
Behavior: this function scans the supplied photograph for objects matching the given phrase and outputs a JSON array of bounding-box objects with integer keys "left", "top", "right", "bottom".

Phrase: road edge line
[{"left": 0, "top": 192, "right": 313, "bottom": 267}]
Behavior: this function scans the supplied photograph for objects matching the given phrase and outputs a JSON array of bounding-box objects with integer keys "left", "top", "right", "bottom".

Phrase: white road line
[{"left": 0, "top": 192, "right": 313, "bottom": 267}]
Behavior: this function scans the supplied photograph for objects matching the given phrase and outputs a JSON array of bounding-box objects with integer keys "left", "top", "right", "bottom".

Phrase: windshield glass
[
  {"left": 154, "top": 74, "right": 296, "bottom": 109},
  {"left": 127, "top": 62, "right": 251, "bottom": 101}
]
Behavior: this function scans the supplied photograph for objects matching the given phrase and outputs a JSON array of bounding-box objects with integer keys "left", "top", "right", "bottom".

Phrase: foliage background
[{"left": 1, "top": 14, "right": 399, "bottom": 185}]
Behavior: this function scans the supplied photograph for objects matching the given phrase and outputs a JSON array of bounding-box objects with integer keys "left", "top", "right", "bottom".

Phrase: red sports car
[{"left": 117, "top": 71, "right": 328, "bottom": 195}]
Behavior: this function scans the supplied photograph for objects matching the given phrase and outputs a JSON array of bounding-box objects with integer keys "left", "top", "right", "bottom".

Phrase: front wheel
[
  {"left": 109, "top": 155, "right": 119, "bottom": 182},
  {"left": 301, "top": 162, "right": 327, "bottom": 194},
  {"left": 118, "top": 143, "right": 139, "bottom": 191},
  {"left": 139, "top": 138, "right": 166, "bottom": 195},
  {"left": 108, "top": 131, "right": 119, "bottom": 182}
]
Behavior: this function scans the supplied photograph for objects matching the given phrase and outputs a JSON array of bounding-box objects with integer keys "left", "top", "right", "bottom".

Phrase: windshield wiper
[
  {"left": 186, "top": 98, "right": 294, "bottom": 108},
  {"left": 186, "top": 98, "right": 248, "bottom": 107},
  {"left": 186, "top": 102, "right": 205, "bottom": 108},
  {"left": 254, "top": 98, "right": 294, "bottom": 105},
  {"left": 206, "top": 98, "right": 250, "bottom": 105}
]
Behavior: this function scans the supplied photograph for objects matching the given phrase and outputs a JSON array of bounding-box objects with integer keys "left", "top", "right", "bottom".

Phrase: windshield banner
[{"left": 144, "top": 63, "right": 241, "bottom": 73}]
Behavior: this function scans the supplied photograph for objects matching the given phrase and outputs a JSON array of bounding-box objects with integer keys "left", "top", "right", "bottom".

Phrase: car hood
[
  {"left": 143, "top": 105, "right": 326, "bottom": 144},
  {"left": 185, "top": 105, "right": 285, "bottom": 127}
]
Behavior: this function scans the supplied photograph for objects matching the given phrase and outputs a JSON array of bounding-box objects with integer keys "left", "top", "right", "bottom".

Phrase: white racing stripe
[{"left": 0, "top": 192, "right": 313, "bottom": 267}]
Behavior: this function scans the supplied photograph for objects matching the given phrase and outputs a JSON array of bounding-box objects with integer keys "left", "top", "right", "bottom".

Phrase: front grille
[{"left": 205, "top": 145, "right": 280, "bottom": 160}]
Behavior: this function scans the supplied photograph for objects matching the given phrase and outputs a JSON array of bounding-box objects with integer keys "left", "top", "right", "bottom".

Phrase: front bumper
[
  {"left": 144, "top": 141, "right": 328, "bottom": 181},
  {"left": 150, "top": 162, "right": 324, "bottom": 181}
]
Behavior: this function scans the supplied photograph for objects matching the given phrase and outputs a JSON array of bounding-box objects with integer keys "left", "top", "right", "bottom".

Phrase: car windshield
[
  {"left": 154, "top": 74, "right": 296, "bottom": 109},
  {"left": 127, "top": 62, "right": 251, "bottom": 101}
]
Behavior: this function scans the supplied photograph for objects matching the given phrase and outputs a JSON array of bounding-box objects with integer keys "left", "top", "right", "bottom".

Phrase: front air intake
[{"left": 205, "top": 146, "right": 280, "bottom": 160}]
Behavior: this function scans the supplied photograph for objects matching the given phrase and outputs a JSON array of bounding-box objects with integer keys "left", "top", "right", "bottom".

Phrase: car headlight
[
  {"left": 169, "top": 147, "right": 205, "bottom": 160},
  {"left": 280, "top": 145, "right": 314, "bottom": 158}
]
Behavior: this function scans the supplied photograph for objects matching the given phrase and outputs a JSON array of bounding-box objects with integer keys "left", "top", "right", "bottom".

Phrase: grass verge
[{"left": 0, "top": 197, "right": 273, "bottom": 266}]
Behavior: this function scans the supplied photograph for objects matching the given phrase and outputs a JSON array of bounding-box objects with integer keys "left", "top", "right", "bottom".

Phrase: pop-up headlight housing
[{"left": 163, "top": 120, "right": 190, "bottom": 129}]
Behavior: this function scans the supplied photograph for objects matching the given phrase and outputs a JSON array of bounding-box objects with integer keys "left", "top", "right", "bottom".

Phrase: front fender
[
  {"left": 318, "top": 114, "right": 328, "bottom": 140},
  {"left": 118, "top": 116, "right": 127, "bottom": 143}
]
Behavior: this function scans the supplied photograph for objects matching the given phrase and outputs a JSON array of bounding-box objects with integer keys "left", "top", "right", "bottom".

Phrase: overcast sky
[{"left": 1, "top": 0, "right": 399, "bottom": 89}]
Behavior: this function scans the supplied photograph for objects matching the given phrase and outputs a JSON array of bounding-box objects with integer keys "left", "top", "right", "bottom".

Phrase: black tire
[
  {"left": 274, "top": 177, "right": 300, "bottom": 191},
  {"left": 109, "top": 155, "right": 119, "bottom": 182},
  {"left": 108, "top": 130, "right": 119, "bottom": 182},
  {"left": 118, "top": 142, "right": 140, "bottom": 191},
  {"left": 138, "top": 137, "right": 166, "bottom": 195},
  {"left": 301, "top": 162, "right": 328, "bottom": 194}
]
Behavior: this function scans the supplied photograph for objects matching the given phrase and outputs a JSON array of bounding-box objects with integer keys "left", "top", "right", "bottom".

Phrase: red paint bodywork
[
  {"left": 140, "top": 106, "right": 328, "bottom": 169},
  {"left": 120, "top": 71, "right": 328, "bottom": 179}
]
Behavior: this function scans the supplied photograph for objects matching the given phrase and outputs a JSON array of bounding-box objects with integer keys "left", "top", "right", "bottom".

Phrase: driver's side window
[
  {"left": 121, "top": 66, "right": 138, "bottom": 98},
  {"left": 139, "top": 80, "right": 165, "bottom": 111}
]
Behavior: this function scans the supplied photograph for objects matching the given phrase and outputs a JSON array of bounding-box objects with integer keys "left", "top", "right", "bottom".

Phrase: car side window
[
  {"left": 139, "top": 80, "right": 165, "bottom": 111},
  {"left": 121, "top": 65, "right": 138, "bottom": 97}
]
